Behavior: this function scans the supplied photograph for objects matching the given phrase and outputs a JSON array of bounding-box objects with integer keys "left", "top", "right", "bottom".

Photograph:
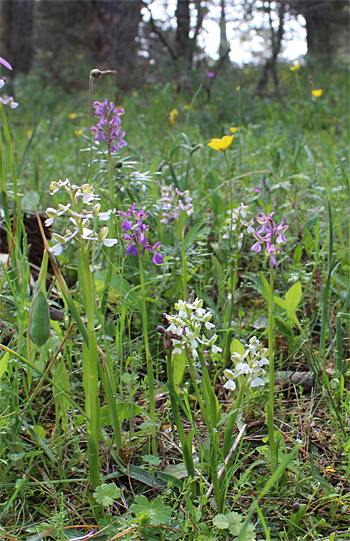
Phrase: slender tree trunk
[
  {"left": 219, "top": 0, "right": 230, "bottom": 60},
  {"left": 302, "top": 0, "right": 332, "bottom": 62},
  {"left": 256, "top": 1, "right": 286, "bottom": 96},
  {"left": 97, "top": 0, "right": 142, "bottom": 89},
  {"left": 0, "top": 0, "right": 34, "bottom": 76},
  {"left": 175, "top": 0, "right": 192, "bottom": 66}
]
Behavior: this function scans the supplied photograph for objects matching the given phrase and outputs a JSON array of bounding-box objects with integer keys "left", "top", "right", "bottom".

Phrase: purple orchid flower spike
[
  {"left": 90, "top": 99, "right": 127, "bottom": 154},
  {"left": 118, "top": 204, "right": 163, "bottom": 265},
  {"left": 251, "top": 212, "right": 288, "bottom": 266}
]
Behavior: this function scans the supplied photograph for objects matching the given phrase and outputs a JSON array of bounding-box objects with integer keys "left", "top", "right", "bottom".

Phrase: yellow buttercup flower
[
  {"left": 208, "top": 135, "right": 234, "bottom": 151},
  {"left": 74, "top": 129, "right": 83, "bottom": 137},
  {"left": 169, "top": 109, "right": 178, "bottom": 125},
  {"left": 68, "top": 113, "right": 77, "bottom": 119},
  {"left": 229, "top": 127, "right": 238, "bottom": 134},
  {"left": 184, "top": 104, "right": 190, "bottom": 110},
  {"left": 312, "top": 89, "right": 323, "bottom": 98},
  {"left": 290, "top": 61, "right": 300, "bottom": 71},
  {"left": 26, "top": 130, "right": 33, "bottom": 138}
]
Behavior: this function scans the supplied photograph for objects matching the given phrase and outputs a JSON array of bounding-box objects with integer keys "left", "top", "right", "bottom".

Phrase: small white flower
[
  {"left": 205, "top": 321, "right": 215, "bottom": 330},
  {"left": 224, "top": 380, "right": 236, "bottom": 391},
  {"left": 50, "top": 243, "right": 63, "bottom": 256},
  {"left": 250, "top": 376, "right": 265, "bottom": 387},
  {"left": 103, "top": 238, "right": 118, "bottom": 247},
  {"left": 99, "top": 210, "right": 112, "bottom": 221}
]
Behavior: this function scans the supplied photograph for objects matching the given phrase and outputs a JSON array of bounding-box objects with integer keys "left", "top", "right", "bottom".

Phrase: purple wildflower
[
  {"left": 207, "top": 71, "right": 215, "bottom": 78},
  {"left": 118, "top": 204, "right": 163, "bottom": 265},
  {"left": 90, "top": 99, "right": 127, "bottom": 154},
  {"left": 0, "top": 96, "right": 18, "bottom": 109},
  {"left": 251, "top": 212, "right": 288, "bottom": 267},
  {"left": 160, "top": 185, "right": 193, "bottom": 225},
  {"left": 0, "top": 57, "right": 18, "bottom": 109},
  {"left": 0, "top": 57, "right": 12, "bottom": 70}
]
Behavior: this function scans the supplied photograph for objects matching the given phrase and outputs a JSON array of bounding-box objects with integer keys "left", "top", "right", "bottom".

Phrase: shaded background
[{"left": 0, "top": 0, "right": 349, "bottom": 94}]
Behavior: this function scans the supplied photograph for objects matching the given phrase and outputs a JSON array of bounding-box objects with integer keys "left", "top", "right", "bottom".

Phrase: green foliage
[
  {"left": 213, "top": 511, "right": 256, "bottom": 540},
  {"left": 93, "top": 483, "right": 121, "bottom": 507},
  {"left": 0, "top": 59, "right": 349, "bottom": 540},
  {"left": 130, "top": 495, "right": 172, "bottom": 526}
]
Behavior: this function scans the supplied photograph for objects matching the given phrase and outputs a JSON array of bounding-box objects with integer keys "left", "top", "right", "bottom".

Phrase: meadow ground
[{"left": 0, "top": 63, "right": 349, "bottom": 540}]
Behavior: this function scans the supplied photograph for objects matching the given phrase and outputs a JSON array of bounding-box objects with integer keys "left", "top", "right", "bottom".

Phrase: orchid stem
[
  {"left": 267, "top": 262, "right": 277, "bottom": 471},
  {"left": 138, "top": 252, "right": 157, "bottom": 455}
]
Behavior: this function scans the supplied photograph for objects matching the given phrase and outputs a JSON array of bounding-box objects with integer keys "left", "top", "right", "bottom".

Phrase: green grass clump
[{"left": 0, "top": 62, "right": 349, "bottom": 540}]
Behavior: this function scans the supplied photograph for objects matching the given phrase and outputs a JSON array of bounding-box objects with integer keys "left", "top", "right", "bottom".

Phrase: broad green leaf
[
  {"left": 0, "top": 352, "right": 9, "bottom": 378},
  {"left": 99, "top": 402, "right": 142, "bottom": 427},
  {"left": 274, "top": 295, "right": 286, "bottom": 310},
  {"left": 172, "top": 348, "right": 186, "bottom": 387},
  {"left": 163, "top": 463, "right": 188, "bottom": 479},
  {"left": 285, "top": 281, "right": 302, "bottom": 323},
  {"left": 128, "top": 464, "right": 167, "bottom": 488},
  {"left": 211, "top": 255, "right": 225, "bottom": 281},
  {"left": 293, "top": 244, "right": 303, "bottom": 265},
  {"left": 184, "top": 219, "right": 207, "bottom": 244},
  {"left": 29, "top": 425, "right": 47, "bottom": 440},
  {"left": 230, "top": 339, "right": 245, "bottom": 356}
]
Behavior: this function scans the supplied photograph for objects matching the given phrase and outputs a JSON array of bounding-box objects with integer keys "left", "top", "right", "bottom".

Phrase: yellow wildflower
[
  {"left": 208, "top": 135, "right": 234, "bottom": 151},
  {"left": 184, "top": 104, "right": 190, "bottom": 110},
  {"left": 74, "top": 129, "right": 83, "bottom": 137},
  {"left": 290, "top": 61, "right": 300, "bottom": 71},
  {"left": 68, "top": 113, "right": 77, "bottom": 119},
  {"left": 312, "top": 89, "right": 323, "bottom": 98},
  {"left": 132, "top": 91, "right": 138, "bottom": 97},
  {"left": 26, "top": 130, "right": 33, "bottom": 138},
  {"left": 230, "top": 127, "right": 238, "bottom": 134},
  {"left": 169, "top": 109, "right": 178, "bottom": 125}
]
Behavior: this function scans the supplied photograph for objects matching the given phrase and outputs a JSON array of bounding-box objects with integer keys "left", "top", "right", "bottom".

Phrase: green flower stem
[
  {"left": 223, "top": 149, "right": 236, "bottom": 366},
  {"left": 187, "top": 354, "right": 211, "bottom": 430},
  {"left": 176, "top": 220, "right": 187, "bottom": 300},
  {"left": 138, "top": 253, "right": 157, "bottom": 455},
  {"left": 101, "top": 149, "right": 117, "bottom": 318},
  {"left": 222, "top": 380, "right": 246, "bottom": 458},
  {"left": 166, "top": 351, "right": 196, "bottom": 497},
  {"left": 196, "top": 350, "right": 222, "bottom": 512},
  {"left": 0, "top": 106, "right": 11, "bottom": 247},
  {"left": 267, "top": 262, "right": 277, "bottom": 471},
  {"left": 223, "top": 265, "right": 238, "bottom": 365},
  {"left": 81, "top": 247, "right": 101, "bottom": 494},
  {"left": 294, "top": 71, "right": 304, "bottom": 102}
]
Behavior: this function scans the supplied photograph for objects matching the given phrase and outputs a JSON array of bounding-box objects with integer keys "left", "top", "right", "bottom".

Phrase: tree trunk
[
  {"left": 98, "top": 0, "right": 142, "bottom": 89},
  {"left": 301, "top": 0, "right": 332, "bottom": 62},
  {"left": 0, "top": 0, "right": 34, "bottom": 76},
  {"left": 175, "top": 0, "right": 192, "bottom": 66},
  {"left": 256, "top": 1, "right": 286, "bottom": 96},
  {"left": 219, "top": 0, "right": 230, "bottom": 60}
]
